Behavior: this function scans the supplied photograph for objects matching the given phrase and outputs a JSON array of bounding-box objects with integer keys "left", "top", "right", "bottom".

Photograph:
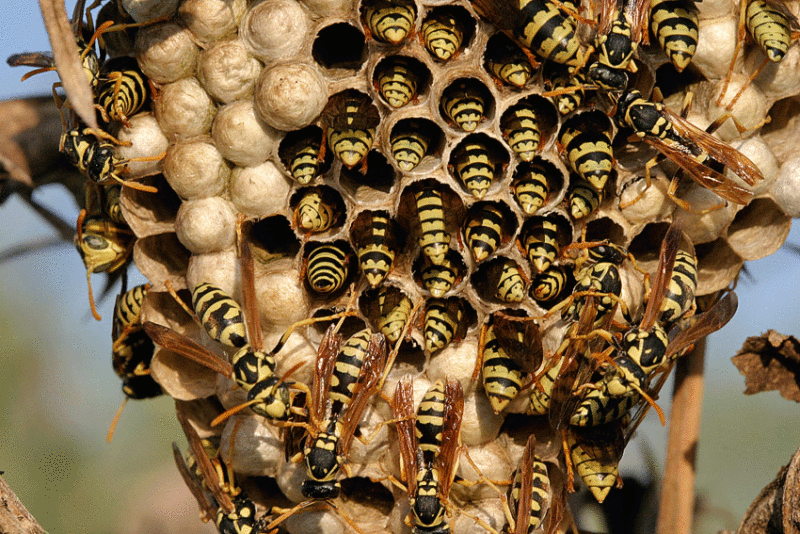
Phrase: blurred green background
[{"left": 0, "top": 2, "right": 798, "bottom": 533}]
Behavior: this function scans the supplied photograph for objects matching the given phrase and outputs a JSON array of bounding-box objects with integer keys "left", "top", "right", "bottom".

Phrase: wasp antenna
[{"left": 106, "top": 397, "right": 129, "bottom": 442}]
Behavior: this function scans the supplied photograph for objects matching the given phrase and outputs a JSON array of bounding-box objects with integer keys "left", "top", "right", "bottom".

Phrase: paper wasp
[
  {"left": 501, "top": 435, "right": 553, "bottom": 533},
  {"left": 321, "top": 90, "right": 380, "bottom": 170},
  {"left": 614, "top": 89, "right": 764, "bottom": 209},
  {"left": 474, "top": 311, "right": 544, "bottom": 413},
  {"left": 393, "top": 377, "right": 464, "bottom": 534},
  {"left": 263, "top": 325, "right": 388, "bottom": 531}
]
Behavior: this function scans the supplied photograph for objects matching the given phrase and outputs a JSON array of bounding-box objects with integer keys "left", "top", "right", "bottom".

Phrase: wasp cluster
[{"left": 22, "top": 0, "right": 800, "bottom": 531}]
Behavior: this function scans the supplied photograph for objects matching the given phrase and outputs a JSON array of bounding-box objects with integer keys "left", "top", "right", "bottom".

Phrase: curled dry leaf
[
  {"left": 737, "top": 445, "right": 800, "bottom": 534},
  {"left": 39, "top": 0, "right": 98, "bottom": 131},
  {"left": 732, "top": 331, "right": 800, "bottom": 402}
]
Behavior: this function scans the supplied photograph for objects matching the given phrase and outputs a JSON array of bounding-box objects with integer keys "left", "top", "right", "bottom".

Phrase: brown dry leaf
[
  {"left": 731, "top": 331, "right": 800, "bottom": 402},
  {"left": 737, "top": 445, "right": 800, "bottom": 534},
  {"left": 39, "top": 0, "right": 98, "bottom": 131}
]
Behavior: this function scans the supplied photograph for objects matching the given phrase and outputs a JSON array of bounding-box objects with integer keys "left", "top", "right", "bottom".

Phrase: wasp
[
  {"left": 518, "top": 217, "right": 563, "bottom": 273},
  {"left": 304, "top": 242, "right": 353, "bottom": 296},
  {"left": 484, "top": 34, "right": 536, "bottom": 88},
  {"left": 463, "top": 202, "right": 513, "bottom": 263},
  {"left": 375, "top": 56, "right": 421, "bottom": 108},
  {"left": 361, "top": 285, "right": 414, "bottom": 346},
  {"left": 511, "top": 163, "right": 551, "bottom": 215},
  {"left": 568, "top": 177, "right": 603, "bottom": 220},
  {"left": 560, "top": 241, "right": 629, "bottom": 324},
  {"left": 613, "top": 89, "right": 764, "bottom": 208},
  {"left": 558, "top": 112, "right": 615, "bottom": 195},
  {"left": 587, "top": 0, "right": 638, "bottom": 91},
  {"left": 413, "top": 186, "right": 451, "bottom": 266},
  {"left": 75, "top": 204, "right": 135, "bottom": 321},
  {"left": 530, "top": 265, "right": 570, "bottom": 307},
  {"left": 291, "top": 326, "right": 388, "bottom": 500},
  {"left": 96, "top": 56, "right": 149, "bottom": 127},
  {"left": 107, "top": 283, "right": 162, "bottom": 441},
  {"left": 145, "top": 234, "right": 323, "bottom": 423},
  {"left": 566, "top": 419, "right": 625, "bottom": 503},
  {"left": 279, "top": 127, "right": 327, "bottom": 185},
  {"left": 650, "top": 0, "right": 699, "bottom": 72},
  {"left": 350, "top": 210, "right": 400, "bottom": 287},
  {"left": 422, "top": 7, "right": 468, "bottom": 61},
  {"left": 417, "top": 250, "right": 465, "bottom": 298},
  {"left": 103, "top": 184, "right": 125, "bottom": 225},
  {"left": 61, "top": 127, "right": 159, "bottom": 193},
  {"left": 173, "top": 402, "right": 258, "bottom": 534},
  {"left": 363, "top": 0, "right": 417, "bottom": 45},
  {"left": 441, "top": 79, "right": 487, "bottom": 132},
  {"left": 423, "top": 298, "right": 468, "bottom": 355},
  {"left": 391, "top": 121, "right": 431, "bottom": 172},
  {"left": 475, "top": 311, "right": 543, "bottom": 413},
  {"left": 501, "top": 102, "right": 542, "bottom": 162},
  {"left": 503, "top": 435, "right": 552, "bottom": 533},
  {"left": 393, "top": 377, "right": 464, "bottom": 534},
  {"left": 450, "top": 138, "right": 501, "bottom": 200},
  {"left": 744, "top": 0, "right": 799, "bottom": 62},
  {"left": 569, "top": 226, "right": 734, "bottom": 428},
  {"left": 470, "top": 0, "right": 592, "bottom": 69},
  {"left": 322, "top": 90, "right": 380, "bottom": 170},
  {"left": 292, "top": 187, "right": 343, "bottom": 235}
]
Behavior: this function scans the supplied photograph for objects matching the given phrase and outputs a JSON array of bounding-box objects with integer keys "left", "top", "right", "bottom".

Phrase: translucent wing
[
  {"left": 143, "top": 321, "right": 234, "bottom": 377},
  {"left": 438, "top": 378, "right": 465, "bottom": 498},
  {"left": 665, "top": 290, "right": 738, "bottom": 360},
  {"left": 638, "top": 223, "right": 681, "bottom": 330},
  {"left": 393, "top": 377, "right": 419, "bottom": 497}
]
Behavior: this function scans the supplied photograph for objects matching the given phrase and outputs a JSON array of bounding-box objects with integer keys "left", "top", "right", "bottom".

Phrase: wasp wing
[
  {"left": 238, "top": 233, "right": 264, "bottom": 352},
  {"left": 664, "top": 107, "right": 765, "bottom": 187},
  {"left": 172, "top": 442, "right": 217, "bottom": 522},
  {"left": 493, "top": 312, "right": 545, "bottom": 374},
  {"left": 143, "top": 321, "right": 234, "bottom": 377},
  {"left": 309, "top": 324, "right": 342, "bottom": 426},
  {"left": 469, "top": 0, "right": 527, "bottom": 32},
  {"left": 338, "top": 333, "right": 389, "bottom": 454},
  {"left": 393, "top": 377, "right": 419, "bottom": 497},
  {"left": 665, "top": 290, "right": 738, "bottom": 360},
  {"left": 639, "top": 222, "right": 681, "bottom": 330},
  {"left": 438, "top": 378, "right": 465, "bottom": 499},
  {"left": 512, "top": 435, "right": 538, "bottom": 534}
]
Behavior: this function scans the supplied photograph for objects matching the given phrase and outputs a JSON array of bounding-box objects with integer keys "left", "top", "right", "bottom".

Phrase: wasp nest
[{"left": 45, "top": 0, "right": 800, "bottom": 531}]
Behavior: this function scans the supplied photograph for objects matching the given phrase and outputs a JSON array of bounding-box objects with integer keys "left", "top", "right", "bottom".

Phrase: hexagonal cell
[
  {"left": 289, "top": 185, "right": 347, "bottom": 235},
  {"left": 321, "top": 89, "right": 381, "bottom": 170},
  {"left": 500, "top": 94, "right": 560, "bottom": 161},
  {"left": 420, "top": 5, "right": 476, "bottom": 62},
  {"left": 278, "top": 126, "right": 331, "bottom": 185},
  {"left": 373, "top": 55, "right": 431, "bottom": 109},
  {"left": 121, "top": 174, "right": 182, "bottom": 237},
  {"left": 628, "top": 221, "right": 672, "bottom": 273},
  {"left": 359, "top": 284, "right": 414, "bottom": 344},
  {"left": 247, "top": 216, "right": 301, "bottom": 261},
  {"left": 472, "top": 256, "right": 529, "bottom": 304},
  {"left": 388, "top": 117, "right": 445, "bottom": 174},
  {"left": 134, "top": 233, "right": 191, "bottom": 286},
  {"left": 448, "top": 133, "right": 510, "bottom": 200},
  {"left": 510, "top": 158, "right": 565, "bottom": 215},
  {"left": 339, "top": 149, "right": 397, "bottom": 195},
  {"left": 542, "top": 63, "right": 592, "bottom": 116},
  {"left": 584, "top": 216, "right": 626, "bottom": 248},
  {"left": 483, "top": 33, "right": 537, "bottom": 89},
  {"left": 301, "top": 240, "right": 358, "bottom": 299},
  {"left": 422, "top": 296, "right": 476, "bottom": 355},
  {"left": 360, "top": 0, "right": 418, "bottom": 45},
  {"left": 312, "top": 22, "right": 367, "bottom": 70},
  {"left": 462, "top": 200, "right": 519, "bottom": 263},
  {"left": 413, "top": 248, "right": 467, "bottom": 297},
  {"left": 309, "top": 306, "right": 369, "bottom": 340},
  {"left": 725, "top": 197, "right": 791, "bottom": 261},
  {"left": 439, "top": 77, "right": 495, "bottom": 133},
  {"left": 530, "top": 264, "right": 574, "bottom": 309},
  {"left": 695, "top": 238, "right": 743, "bottom": 295}
]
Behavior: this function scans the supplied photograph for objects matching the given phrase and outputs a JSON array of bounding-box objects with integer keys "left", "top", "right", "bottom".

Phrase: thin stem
[{"left": 656, "top": 337, "right": 706, "bottom": 534}]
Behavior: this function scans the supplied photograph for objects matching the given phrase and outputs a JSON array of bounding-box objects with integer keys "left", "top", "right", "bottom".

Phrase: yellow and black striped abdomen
[
  {"left": 415, "top": 187, "right": 450, "bottom": 265},
  {"left": 501, "top": 104, "right": 541, "bottom": 162},
  {"left": 530, "top": 265, "right": 568, "bottom": 305},
  {"left": 422, "top": 10, "right": 465, "bottom": 61},
  {"left": 650, "top": 0, "right": 699, "bottom": 71},
  {"left": 376, "top": 57, "right": 419, "bottom": 108},
  {"left": 746, "top": 0, "right": 792, "bottom": 62},
  {"left": 357, "top": 214, "right": 396, "bottom": 287},
  {"left": 364, "top": 0, "right": 417, "bottom": 45},
  {"left": 115, "top": 284, "right": 148, "bottom": 329},
  {"left": 328, "top": 329, "right": 372, "bottom": 407},
  {"left": 512, "top": 166, "right": 549, "bottom": 215},
  {"left": 421, "top": 255, "right": 459, "bottom": 297},
  {"left": 306, "top": 244, "right": 350, "bottom": 295},
  {"left": 423, "top": 299, "right": 461, "bottom": 354},
  {"left": 441, "top": 84, "right": 485, "bottom": 132},
  {"left": 97, "top": 58, "right": 148, "bottom": 124},
  {"left": 518, "top": 0, "right": 586, "bottom": 66},
  {"left": 529, "top": 356, "right": 563, "bottom": 414},
  {"left": 327, "top": 126, "right": 375, "bottom": 169},
  {"left": 560, "top": 128, "right": 614, "bottom": 192},
  {"left": 376, "top": 289, "right": 412, "bottom": 345},
  {"left": 482, "top": 326, "right": 525, "bottom": 413},
  {"left": 569, "top": 177, "right": 603, "bottom": 220},
  {"left": 492, "top": 259, "right": 526, "bottom": 303},
  {"left": 295, "top": 190, "right": 336, "bottom": 233},
  {"left": 567, "top": 429, "right": 619, "bottom": 503},
  {"left": 415, "top": 380, "right": 447, "bottom": 459},
  {"left": 659, "top": 249, "right": 697, "bottom": 326},
  {"left": 289, "top": 142, "right": 322, "bottom": 184},
  {"left": 464, "top": 204, "right": 505, "bottom": 262},
  {"left": 391, "top": 127, "right": 429, "bottom": 172},
  {"left": 452, "top": 142, "right": 497, "bottom": 199},
  {"left": 521, "top": 219, "right": 559, "bottom": 272},
  {"left": 192, "top": 283, "right": 247, "bottom": 348}
]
